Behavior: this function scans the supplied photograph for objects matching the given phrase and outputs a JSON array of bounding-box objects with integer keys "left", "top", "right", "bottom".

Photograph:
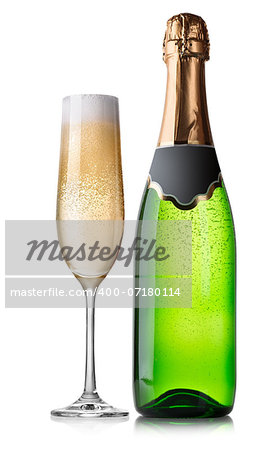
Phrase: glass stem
[
  {"left": 83, "top": 293, "right": 96, "bottom": 397},
  {"left": 77, "top": 276, "right": 102, "bottom": 401},
  {"left": 83, "top": 289, "right": 97, "bottom": 398}
]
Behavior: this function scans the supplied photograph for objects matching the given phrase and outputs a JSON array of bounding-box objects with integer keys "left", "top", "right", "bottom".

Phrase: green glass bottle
[{"left": 134, "top": 13, "right": 236, "bottom": 418}]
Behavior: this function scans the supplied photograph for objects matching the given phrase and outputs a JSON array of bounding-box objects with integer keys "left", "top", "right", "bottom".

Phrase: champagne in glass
[{"left": 52, "top": 94, "right": 128, "bottom": 418}]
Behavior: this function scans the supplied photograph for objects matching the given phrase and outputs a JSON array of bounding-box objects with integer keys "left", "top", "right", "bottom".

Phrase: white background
[{"left": 1, "top": 0, "right": 278, "bottom": 448}]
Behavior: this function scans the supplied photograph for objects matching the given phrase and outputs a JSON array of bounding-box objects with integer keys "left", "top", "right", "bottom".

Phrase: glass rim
[{"left": 62, "top": 94, "right": 119, "bottom": 102}]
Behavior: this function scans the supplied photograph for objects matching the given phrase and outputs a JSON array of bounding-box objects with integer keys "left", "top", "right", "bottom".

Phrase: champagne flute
[{"left": 51, "top": 94, "right": 128, "bottom": 417}]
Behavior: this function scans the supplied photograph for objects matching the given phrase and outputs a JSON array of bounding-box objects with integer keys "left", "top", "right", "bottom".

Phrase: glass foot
[{"left": 51, "top": 393, "right": 129, "bottom": 418}]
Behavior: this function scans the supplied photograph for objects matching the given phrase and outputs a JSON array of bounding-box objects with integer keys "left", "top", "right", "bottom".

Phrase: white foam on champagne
[{"left": 62, "top": 94, "right": 119, "bottom": 125}]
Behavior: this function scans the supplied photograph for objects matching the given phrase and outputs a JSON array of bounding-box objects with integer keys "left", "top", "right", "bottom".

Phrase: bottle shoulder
[{"left": 139, "top": 184, "right": 234, "bottom": 223}]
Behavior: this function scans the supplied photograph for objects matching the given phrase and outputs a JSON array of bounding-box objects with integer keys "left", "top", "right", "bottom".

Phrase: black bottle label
[{"left": 148, "top": 145, "right": 222, "bottom": 210}]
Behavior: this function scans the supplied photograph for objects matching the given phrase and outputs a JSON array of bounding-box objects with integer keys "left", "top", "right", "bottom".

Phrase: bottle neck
[{"left": 157, "top": 55, "right": 213, "bottom": 147}]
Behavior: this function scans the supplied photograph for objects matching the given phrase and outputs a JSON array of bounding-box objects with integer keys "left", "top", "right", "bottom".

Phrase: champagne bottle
[{"left": 134, "top": 13, "right": 236, "bottom": 418}]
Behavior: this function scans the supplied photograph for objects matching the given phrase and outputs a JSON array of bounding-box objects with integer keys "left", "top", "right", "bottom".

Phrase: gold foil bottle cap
[{"left": 163, "top": 13, "right": 210, "bottom": 62}]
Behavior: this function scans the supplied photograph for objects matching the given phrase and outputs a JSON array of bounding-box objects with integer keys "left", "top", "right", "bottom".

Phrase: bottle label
[{"left": 148, "top": 145, "right": 222, "bottom": 210}]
